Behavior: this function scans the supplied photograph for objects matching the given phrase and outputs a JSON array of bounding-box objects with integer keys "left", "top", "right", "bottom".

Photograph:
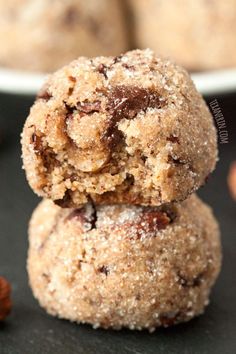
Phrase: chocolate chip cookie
[
  {"left": 0, "top": 0, "right": 128, "bottom": 72},
  {"left": 28, "top": 194, "right": 221, "bottom": 331},
  {"left": 129, "top": 0, "right": 236, "bottom": 71},
  {"left": 21, "top": 49, "right": 217, "bottom": 208}
]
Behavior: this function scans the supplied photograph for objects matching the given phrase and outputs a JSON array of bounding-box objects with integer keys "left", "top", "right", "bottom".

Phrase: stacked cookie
[
  {"left": 129, "top": 0, "right": 236, "bottom": 71},
  {"left": 21, "top": 49, "right": 222, "bottom": 331},
  {"left": 0, "top": 0, "right": 128, "bottom": 73}
]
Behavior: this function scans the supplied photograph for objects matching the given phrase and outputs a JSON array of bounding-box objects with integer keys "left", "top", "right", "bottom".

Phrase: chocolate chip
[
  {"left": 42, "top": 149, "right": 60, "bottom": 171},
  {"left": 42, "top": 273, "right": 50, "bottom": 282},
  {"left": 68, "top": 87, "right": 74, "bottom": 96},
  {"left": 122, "top": 63, "right": 135, "bottom": 71},
  {"left": 167, "top": 135, "right": 180, "bottom": 144},
  {"left": 126, "top": 173, "right": 135, "bottom": 186},
  {"left": 37, "top": 89, "right": 52, "bottom": 102},
  {"left": 68, "top": 76, "right": 76, "bottom": 83},
  {"left": 192, "top": 275, "right": 203, "bottom": 287},
  {"left": 98, "top": 265, "right": 110, "bottom": 276},
  {"left": 55, "top": 190, "right": 72, "bottom": 208},
  {"left": 97, "top": 64, "right": 108, "bottom": 79},
  {"left": 65, "top": 103, "right": 75, "bottom": 116},
  {"left": 141, "top": 155, "right": 147, "bottom": 163},
  {"left": 103, "top": 85, "right": 165, "bottom": 148},
  {"left": 141, "top": 210, "right": 171, "bottom": 232},
  {"left": 168, "top": 155, "right": 186, "bottom": 165},
  {"left": 125, "top": 209, "right": 172, "bottom": 240},
  {"left": 77, "top": 100, "right": 101, "bottom": 115},
  {"left": 159, "top": 312, "right": 180, "bottom": 327},
  {"left": 113, "top": 55, "right": 123, "bottom": 64},
  {"left": 65, "top": 100, "right": 101, "bottom": 122},
  {"left": 64, "top": 103, "right": 76, "bottom": 124},
  {"left": 31, "top": 133, "right": 43, "bottom": 156},
  {"left": 69, "top": 173, "right": 78, "bottom": 182},
  {"left": 177, "top": 271, "right": 204, "bottom": 288},
  {"left": 107, "top": 86, "right": 163, "bottom": 121}
]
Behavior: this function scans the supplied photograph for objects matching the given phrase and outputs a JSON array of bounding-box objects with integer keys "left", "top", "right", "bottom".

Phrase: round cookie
[
  {"left": 21, "top": 49, "right": 217, "bottom": 208},
  {"left": 28, "top": 195, "right": 221, "bottom": 331},
  {"left": 0, "top": 0, "right": 128, "bottom": 73},
  {"left": 129, "top": 0, "right": 236, "bottom": 71}
]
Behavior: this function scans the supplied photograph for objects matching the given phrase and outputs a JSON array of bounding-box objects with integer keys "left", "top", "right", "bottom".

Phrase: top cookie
[{"left": 21, "top": 49, "right": 217, "bottom": 208}]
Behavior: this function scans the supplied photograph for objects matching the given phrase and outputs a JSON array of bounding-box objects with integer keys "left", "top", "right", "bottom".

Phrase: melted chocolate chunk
[
  {"left": 31, "top": 133, "right": 44, "bottom": 156},
  {"left": 125, "top": 173, "right": 135, "bottom": 186},
  {"left": 65, "top": 103, "right": 75, "bottom": 117},
  {"left": 77, "top": 100, "right": 101, "bottom": 115},
  {"left": 141, "top": 155, "right": 147, "bottom": 163},
  {"left": 41, "top": 149, "right": 60, "bottom": 172},
  {"left": 168, "top": 155, "right": 186, "bottom": 165},
  {"left": 122, "top": 63, "right": 135, "bottom": 71},
  {"left": 65, "top": 100, "right": 101, "bottom": 121},
  {"left": 167, "top": 135, "right": 180, "bottom": 144},
  {"left": 102, "top": 85, "right": 165, "bottom": 147},
  {"left": 68, "top": 87, "right": 74, "bottom": 96},
  {"left": 98, "top": 265, "right": 110, "bottom": 276},
  {"left": 113, "top": 55, "right": 123, "bottom": 64},
  {"left": 97, "top": 63, "right": 108, "bottom": 79},
  {"left": 68, "top": 76, "right": 76, "bottom": 95},
  {"left": 68, "top": 76, "right": 76, "bottom": 83},
  {"left": 107, "top": 86, "right": 163, "bottom": 120}
]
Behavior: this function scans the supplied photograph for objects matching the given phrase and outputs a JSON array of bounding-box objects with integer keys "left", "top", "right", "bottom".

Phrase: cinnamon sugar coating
[
  {"left": 28, "top": 195, "right": 221, "bottom": 331},
  {"left": 21, "top": 49, "right": 217, "bottom": 207}
]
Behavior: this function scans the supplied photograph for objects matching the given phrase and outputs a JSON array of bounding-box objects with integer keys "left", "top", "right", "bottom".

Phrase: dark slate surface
[{"left": 0, "top": 92, "right": 235, "bottom": 354}]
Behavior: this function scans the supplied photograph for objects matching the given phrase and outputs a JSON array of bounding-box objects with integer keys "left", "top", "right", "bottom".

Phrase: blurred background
[{"left": 0, "top": 1, "right": 235, "bottom": 353}]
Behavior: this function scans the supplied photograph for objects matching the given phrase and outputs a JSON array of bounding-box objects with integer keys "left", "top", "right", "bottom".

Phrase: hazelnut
[{"left": 0, "top": 276, "right": 12, "bottom": 321}]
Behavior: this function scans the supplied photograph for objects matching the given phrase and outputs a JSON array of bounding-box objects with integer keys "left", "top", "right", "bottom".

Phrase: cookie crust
[{"left": 22, "top": 49, "right": 218, "bottom": 208}]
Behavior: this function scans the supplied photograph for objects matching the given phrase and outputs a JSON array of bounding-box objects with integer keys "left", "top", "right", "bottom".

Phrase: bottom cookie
[{"left": 27, "top": 195, "right": 221, "bottom": 331}]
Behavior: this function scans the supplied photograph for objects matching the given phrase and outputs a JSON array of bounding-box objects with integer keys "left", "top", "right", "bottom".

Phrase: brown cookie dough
[
  {"left": 28, "top": 194, "right": 221, "bottom": 331},
  {"left": 0, "top": 0, "right": 128, "bottom": 73},
  {"left": 129, "top": 0, "right": 236, "bottom": 71},
  {"left": 21, "top": 49, "right": 217, "bottom": 208}
]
